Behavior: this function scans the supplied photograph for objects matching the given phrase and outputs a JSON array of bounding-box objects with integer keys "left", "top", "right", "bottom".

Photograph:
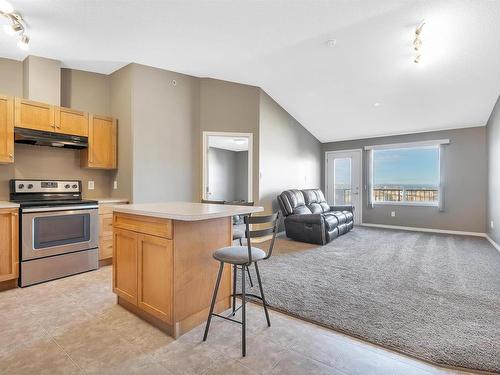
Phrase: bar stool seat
[{"left": 214, "top": 246, "right": 266, "bottom": 264}]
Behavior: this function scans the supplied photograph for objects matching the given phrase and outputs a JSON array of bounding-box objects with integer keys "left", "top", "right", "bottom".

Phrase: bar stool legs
[
  {"left": 254, "top": 262, "right": 271, "bottom": 327},
  {"left": 204, "top": 262, "right": 269, "bottom": 357},
  {"left": 241, "top": 264, "right": 247, "bottom": 356},
  {"left": 203, "top": 262, "right": 224, "bottom": 342}
]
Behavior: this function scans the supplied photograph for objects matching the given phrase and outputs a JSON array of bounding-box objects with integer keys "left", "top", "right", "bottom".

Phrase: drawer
[
  {"left": 113, "top": 213, "right": 172, "bottom": 239},
  {"left": 99, "top": 238, "right": 113, "bottom": 260},
  {"left": 99, "top": 203, "right": 127, "bottom": 215},
  {"left": 99, "top": 214, "right": 113, "bottom": 237}
]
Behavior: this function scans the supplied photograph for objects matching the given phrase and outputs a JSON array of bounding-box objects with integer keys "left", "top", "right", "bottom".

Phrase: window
[{"left": 367, "top": 140, "right": 448, "bottom": 206}]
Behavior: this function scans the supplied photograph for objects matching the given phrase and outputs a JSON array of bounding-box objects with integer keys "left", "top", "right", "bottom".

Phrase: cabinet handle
[{"left": 9, "top": 154, "right": 13, "bottom": 159}]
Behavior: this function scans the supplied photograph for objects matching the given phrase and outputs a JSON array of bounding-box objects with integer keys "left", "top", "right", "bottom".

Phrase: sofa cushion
[
  {"left": 302, "top": 189, "right": 330, "bottom": 213},
  {"left": 331, "top": 211, "right": 347, "bottom": 225},
  {"left": 279, "top": 189, "right": 306, "bottom": 216},
  {"left": 324, "top": 214, "right": 339, "bottom": 231}
]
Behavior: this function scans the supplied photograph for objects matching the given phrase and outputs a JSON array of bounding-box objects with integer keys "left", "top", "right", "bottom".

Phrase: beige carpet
[{"left": 243, "top": 227, "right": 500, "bottom": 373}]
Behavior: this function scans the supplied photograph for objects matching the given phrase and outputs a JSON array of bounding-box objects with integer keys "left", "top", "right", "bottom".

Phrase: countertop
[
  {"left": 112, "top": 202, "right": 263, "bottom": 221},
  {"left": 0, "top": 201, "right": 19, "bottom": 209},
  {"left": 91, "top": 198, "right": 129, "bottom": 204}
]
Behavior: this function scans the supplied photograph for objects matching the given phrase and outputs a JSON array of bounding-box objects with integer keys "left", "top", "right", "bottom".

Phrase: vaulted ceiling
[{"left": 1, "top": 0, "right": 499, "bottom": 142}]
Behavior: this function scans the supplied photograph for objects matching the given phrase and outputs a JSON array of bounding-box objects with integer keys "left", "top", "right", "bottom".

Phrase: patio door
[{"left": 325, "top": 149, "right": 362, "bottom": 224}]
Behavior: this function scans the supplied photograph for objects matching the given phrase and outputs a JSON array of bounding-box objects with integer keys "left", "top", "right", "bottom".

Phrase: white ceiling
[
  {"left": 209, "top": 136, "right": 249, "bottom": 152},
  {"left": 1, "top": 0, "right": 500, "bottom": 142}
]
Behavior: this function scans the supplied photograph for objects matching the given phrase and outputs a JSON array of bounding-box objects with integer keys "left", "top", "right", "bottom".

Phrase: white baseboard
[
  {"left": 360, "top": 223, "right": 486, "bottom": 237},
  {"left": 486, "top": 235, "right": 500, "bottom": 252}
]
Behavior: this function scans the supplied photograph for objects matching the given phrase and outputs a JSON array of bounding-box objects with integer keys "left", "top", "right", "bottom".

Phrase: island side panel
[{"left": 172, "top": 216, "right": 232, "bottom": 336}]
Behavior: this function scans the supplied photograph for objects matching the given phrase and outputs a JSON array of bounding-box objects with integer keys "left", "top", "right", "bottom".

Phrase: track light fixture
[
  {"left": 0, "top": 0, "right": 30, "bottom": 51},
  {"left": 413, "top": 21, "right": 425, "bottom": 63}
]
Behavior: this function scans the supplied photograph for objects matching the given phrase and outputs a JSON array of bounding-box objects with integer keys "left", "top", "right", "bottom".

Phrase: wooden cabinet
[
  {"left": 113, "top": 224, "right": 174, "bottom": 323},
  {"left": 0, "top": 95, "right": 14, "bottom": 164},
  {"left": 138, "top": 234, "right": 173, "bottom": 323},
  {"left": 54, "top": 107, "right": 88, "bottom": 137},
  {"left": 0, "top": 208, "right": 19, "bottom": 282},
  {"left": 81, "top": 115, "right": 117, "bottom": 169},
  {"left": 98, "top": 202, "right": 128, "bottom": 261},
  {"left": 14, "top": 98, "right": 55, "bottom": 132},
  {"left": 113, "top": 228, "right": 138, "bottom": 304}
]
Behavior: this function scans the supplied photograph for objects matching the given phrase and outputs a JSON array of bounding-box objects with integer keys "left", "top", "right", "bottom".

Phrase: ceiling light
[
  {"left": 0, "top": 5, "right": 30, "bottom": 51},
  {"left": 17, "top": 34, "right": 29, "bottom": 50},
  {"left": 3, "top": 21, "right": 22, "bottom": 35},
  {"left": 0, "top": 0, "right": 14, "bottom": 14},
  {"left": 413, "top": 21, "right": 425, "bottom": 63},
  {"left": 374, "top": 102, "right": 381, "bottom": 107},
  {"left": 326, "top": 39, "right": 337, "bottom": 47}
]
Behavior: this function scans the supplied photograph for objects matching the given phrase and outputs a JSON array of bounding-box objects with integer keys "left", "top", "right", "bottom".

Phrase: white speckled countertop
[
  {"left": 112, "top": 202, "right": 263, "bottom": 221},
  {"left": 0, "top": 201, "right": 19, "bottom": 209}
]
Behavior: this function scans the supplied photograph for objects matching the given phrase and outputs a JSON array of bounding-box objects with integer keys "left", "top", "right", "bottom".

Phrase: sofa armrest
[
  {"left": 329, "top": 205, "right": 354, "bottom": 213},
  {"left": 285, "top": 213, "right": 324, "bottom": 225}
]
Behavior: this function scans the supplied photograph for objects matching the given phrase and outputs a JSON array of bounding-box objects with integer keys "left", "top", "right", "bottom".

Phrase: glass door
[{"left": 326, "top": 150, "right": 362, "bottom": 224}]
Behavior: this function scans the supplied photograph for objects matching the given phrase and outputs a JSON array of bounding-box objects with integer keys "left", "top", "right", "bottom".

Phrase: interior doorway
[
  {"left": 202, "top": 132, "right": 253, "bottom": 202},
  {"left": 325, "top": 149, "right": 362, "bottom": 224}
]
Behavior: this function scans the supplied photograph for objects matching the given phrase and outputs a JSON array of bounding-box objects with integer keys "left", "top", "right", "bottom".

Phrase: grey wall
[
  {"left": 131, "top": 64, "right": 200, "bottom": 203},
  {"left": 487, "top": 96, "right": 500, "bottom": 243},
  {"left": 61, "top": 68, "right": 111, "bottom": 115},
  {"left": 322, "top": 127, "right": 488, "bottom": 233},
  {"left": 259, "top": 91, "right": 322, "bottom": 213},
  {"left": 235, "top": 151, "right": 249, "bottom": 201},
  {"left": 208, "top": 147, "right": 237, "bottom": 201},
  {"left": 23, "top": 56, "right": 61, "bottom": 105},
  {"left": 109, "top": 64, "right": 133, "bottom": 200}
]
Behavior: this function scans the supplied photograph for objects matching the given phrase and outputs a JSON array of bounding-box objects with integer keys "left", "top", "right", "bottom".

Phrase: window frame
[{"left": 365, "top": 140, "right": 449, "bottom": 208}]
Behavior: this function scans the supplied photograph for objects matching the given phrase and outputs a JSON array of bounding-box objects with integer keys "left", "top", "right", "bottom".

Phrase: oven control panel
[{"left": 11, "top": 180, "right": 81, "bottom": 193}]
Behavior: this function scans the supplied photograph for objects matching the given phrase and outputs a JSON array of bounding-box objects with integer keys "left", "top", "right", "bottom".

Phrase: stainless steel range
[{"left": 10, "top": 179, "right": 99, "bottom": 287}]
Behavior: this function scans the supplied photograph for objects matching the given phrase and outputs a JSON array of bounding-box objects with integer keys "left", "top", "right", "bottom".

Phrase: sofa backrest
[{"left": 278, "top": 189, "right": 330, "bottom": 216}]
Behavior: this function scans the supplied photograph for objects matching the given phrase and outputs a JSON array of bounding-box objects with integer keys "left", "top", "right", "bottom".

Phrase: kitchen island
[{"left": 111, "top": 202, "right": 263, "bottom": 338}]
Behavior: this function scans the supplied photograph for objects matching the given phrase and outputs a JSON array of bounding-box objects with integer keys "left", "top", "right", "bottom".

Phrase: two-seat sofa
[{"left": 277, "top": 189, "right": 354, "bottom": 245}]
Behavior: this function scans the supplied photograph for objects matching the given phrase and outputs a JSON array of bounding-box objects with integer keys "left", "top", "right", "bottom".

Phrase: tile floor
[{"left": 0, "top": 266, "right": 475, "bottom": 375}]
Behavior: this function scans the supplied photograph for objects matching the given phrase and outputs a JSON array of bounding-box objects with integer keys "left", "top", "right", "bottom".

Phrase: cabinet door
[
  {"left": 14, "top": 98, "right": 55, "bottom": 132},
  {"left": 113, "top": 228, "right": 138, "bottom": 305},
  {"left": 81, "top": 115, "right": 117, "bottom": 169},
  {"left": 0, "top": 95, "right": 14, "bottom": 164},
  {"left": 0, "top": 209, "right": 19, "bottom": 282},
  {"left": 54, "top": 107, "right": 89, "bottom": 137},
  {"left": 138, "top": 234, "right": 173, "bottom": 323}
]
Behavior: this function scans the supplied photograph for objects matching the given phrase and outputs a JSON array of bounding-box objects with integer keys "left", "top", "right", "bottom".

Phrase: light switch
[
  {"left": 391, "top": 211, "right": 396, "bottom": 217},
  {"left": 114, "top": 181, "right": 118, "bottom": 189},
  {"left": 491, "top": 221, "right": 495, "bottom": 229},
  {"left": 88, "top": 181, "right": 95, "bottom": 190}
]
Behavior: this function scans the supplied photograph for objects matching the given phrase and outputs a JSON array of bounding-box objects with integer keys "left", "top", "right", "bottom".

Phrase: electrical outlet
[
  {"left": 88, "top": 181, "right": 95, "bottom": 190},
  {"left": 491, "top": 220, "right": 494, "bottom": 229},
  {"left": 113, "top": 181, "right": 118, "bottom": 189},
  {"left": 391, "top": 211, "right": 396, "bottom": 217}
]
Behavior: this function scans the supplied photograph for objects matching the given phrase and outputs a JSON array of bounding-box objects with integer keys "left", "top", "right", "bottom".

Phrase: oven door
[{"left": 22, "top": 206, "right": 99, "bottom": 260}]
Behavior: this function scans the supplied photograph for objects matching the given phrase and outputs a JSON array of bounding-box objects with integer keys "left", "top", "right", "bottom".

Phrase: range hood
[{"left": 14, "top": 127, "right": 88, "bottom": 149}]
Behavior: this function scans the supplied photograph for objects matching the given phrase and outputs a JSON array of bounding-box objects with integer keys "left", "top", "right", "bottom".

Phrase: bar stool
[{"left": 202, "top": 211, "right": 281, "bottom": 356}]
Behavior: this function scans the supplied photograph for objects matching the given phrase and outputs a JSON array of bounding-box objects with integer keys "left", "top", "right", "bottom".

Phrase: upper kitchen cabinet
[
  {"left": 81, "top": 114, "right": 117, "bottom": 169},
  {"left": 54, "top": 107, "right": 89, "bottom": 137},
  {"left": 0, "top": 95, "right": 14, "bottom": 164},
  {"left": 14, "top": 98, "right": 55, "bottom": 132}
]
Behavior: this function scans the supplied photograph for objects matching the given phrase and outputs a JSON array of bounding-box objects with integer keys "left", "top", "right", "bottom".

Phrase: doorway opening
[{"left": 202, "top": 132, "right": 253, "bottom": 203}]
